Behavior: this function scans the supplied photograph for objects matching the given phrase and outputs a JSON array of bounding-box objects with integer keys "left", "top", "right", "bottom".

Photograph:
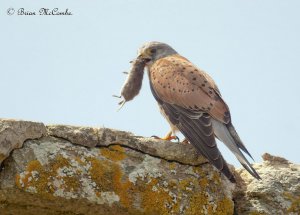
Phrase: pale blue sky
[{"left": 1, "top": 1, "right": 299, "bottom": 166}]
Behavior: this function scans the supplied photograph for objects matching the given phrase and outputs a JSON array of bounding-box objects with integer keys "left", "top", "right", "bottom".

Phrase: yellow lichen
[
  {"left": 110, "top": 145, "right": 125, "bottom": 152},
  {"left": 178, "top": 178, "right": 197, "bottom": 193},
  {"left": 212, "top": 171, "right": 222, "bottom": 184},
  {"left": 214, "top": 197, "right": 234, "bottom": 215},
  {"left": 140, "top": 178, "right": 173, "bottom": 215},
  {"left": 87, "top": 157, "right": 133, "bottom": 208},
  {"left": 184, "top": 192, "right": 233, "bottom": 215},
  {"left": 168, "top": 162, "right": 177, "bottom": 170},
  {"left": 100, "top": 145, "right": 127, "bottom": 161},
  {"left": 52, "top": 155, "right": 71, "bottom": 171},
  {"left": 16, "top": 160, "right": 53, "bottom": 198},
  {"left": 112, "top": 164, "right": 132, "bottom": 208},
  {"left": 88, "top": 157, "right": 179, "bottom": 214},
  {"left": 26, "top": 160, "right": 43, "bottom": 172},
  {"left": 74, "top": 156, "right": 86, "bottom": 165},
  {"left": 62, "top": 175, "right": 80, "bottom": 192},
  {"left": 176, "top": 165, "right": 232, "bottom": 215},
  {"left": 184, "top": 192, "right": 209, "bottom": 215},
  {"left": 285, "top": 192, "right": 300, "bottom": 213},
  {"left": 192, "top": 166, "right": 204, "bottom": 176},
  {"left": 88, "top": 157, "right": 115, "bottom": 192},
  {"left": 15, "top": 147, "right": 233, "bottom": 215},
  {"left": 15, "top": 160, "right": 43, "bottom": 190},
  {"left": 15, "top": 156, "right": 80, "bottom": 198},
  {"left": 199, "top": 177, "right": 209, "bottom": 188}
]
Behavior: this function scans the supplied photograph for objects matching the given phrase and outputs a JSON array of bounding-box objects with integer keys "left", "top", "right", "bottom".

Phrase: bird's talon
[
  {"left": 151, "top": 135, "right": 160, "bottom": 139},
  {"left": 151, "top": 135, "right": 179, "bottom": 142},
  {"left": 182, "top": 139, "right": 190, "bottom": 144},
  {"left": 167, "top": 135, "right": 179, "bottom": 141}
]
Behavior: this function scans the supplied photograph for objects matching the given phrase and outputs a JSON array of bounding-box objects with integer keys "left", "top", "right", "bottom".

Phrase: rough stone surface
[
  {"left": 234, "top": 153, "right": 300, "bottom": 215},
  {"left": 0, "top": 119, "right": 234, "bottom": 215},
  {"left": 0, "top": 119, "right": 46, "bottom": 164},
  {"left": 47, "top": 124, "right": 99, "bottom": 148},
  {"left": 0, "top": 119, "right": 299, "bottom": 215},
  {"left": 48, "top": 125, "right": 208, "bottom": 166}
]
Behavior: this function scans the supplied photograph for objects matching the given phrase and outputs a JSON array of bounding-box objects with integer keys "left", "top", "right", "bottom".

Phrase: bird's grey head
[{"left": 137, "top": 42, "right": 178, "bottom": 64}]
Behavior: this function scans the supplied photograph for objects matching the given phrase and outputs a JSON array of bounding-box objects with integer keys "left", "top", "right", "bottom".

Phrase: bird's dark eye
[{"left": 150, "top": 48, "right": 156, "bottom": 54}]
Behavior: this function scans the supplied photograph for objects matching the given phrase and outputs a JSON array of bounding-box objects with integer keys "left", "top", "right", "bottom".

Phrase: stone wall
[{"left": 0, "top": 119, "right": 299, "bottom": 215}]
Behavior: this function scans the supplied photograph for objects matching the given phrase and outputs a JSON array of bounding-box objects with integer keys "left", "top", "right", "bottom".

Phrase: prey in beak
[{"left": 113, "top": 55, "right": 147, "bottom": 111}]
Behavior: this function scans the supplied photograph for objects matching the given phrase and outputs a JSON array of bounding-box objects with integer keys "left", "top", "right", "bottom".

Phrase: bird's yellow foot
[{"left": 151, "top": 131, "right": 179, "bottom": 142}]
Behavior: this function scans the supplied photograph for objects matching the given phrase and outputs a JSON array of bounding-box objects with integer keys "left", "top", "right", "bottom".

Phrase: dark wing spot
[{"left": 193, "top": 77, "right": 197, "bottom": 81}]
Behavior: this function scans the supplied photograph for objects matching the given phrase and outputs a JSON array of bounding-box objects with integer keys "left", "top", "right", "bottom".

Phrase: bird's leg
[
  {"left": 162, "top": 131, "right": 179, "bottom": 141},
  {"left": 152, "top": 131, "right": 179, "bottom": 142}
]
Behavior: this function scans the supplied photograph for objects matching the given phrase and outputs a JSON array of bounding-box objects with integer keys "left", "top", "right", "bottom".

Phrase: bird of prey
[{"left": 124, "top": 41, "right": 261, "bottom": 183}]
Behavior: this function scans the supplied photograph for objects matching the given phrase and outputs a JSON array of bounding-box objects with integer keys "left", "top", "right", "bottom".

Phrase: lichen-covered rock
[
  {"left": 0, "top": 120, "right": 234, "bottom": 215},
  {"left": 234, "top": 153, "right": 300, "bottom": 215},
  {"left": 47, "top": 124, "right": 99, "bottom": 147},
  {"left": 48, "top": 125, "right": 207, "bottom": 166},
  {"left": 0, "top": 119, "right": 46, "bottom": 164},
  {"left": 0, "top": 119, "right": 299, "bottom": 215}
]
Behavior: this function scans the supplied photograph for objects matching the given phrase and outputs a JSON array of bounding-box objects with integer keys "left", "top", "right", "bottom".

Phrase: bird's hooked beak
[
  {"left": 129, "top": 53, "right": 151, "bottom": 65},
  {"left": 137, "top": 53, "right": 152, "bottom": 64}
]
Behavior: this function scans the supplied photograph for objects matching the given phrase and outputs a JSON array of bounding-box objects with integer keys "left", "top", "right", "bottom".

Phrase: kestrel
[{"left": 121, "top": 41, "right": 261, "bottom": 183}]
